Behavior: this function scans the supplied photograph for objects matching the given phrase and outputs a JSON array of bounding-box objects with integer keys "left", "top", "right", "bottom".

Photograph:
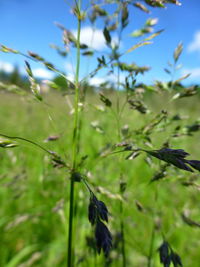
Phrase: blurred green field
[{"left": 1, "top": 90, "right": 200, "bottom": 267}]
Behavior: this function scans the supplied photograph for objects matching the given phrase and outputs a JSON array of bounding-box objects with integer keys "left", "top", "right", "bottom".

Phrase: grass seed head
[
  {"left": 171, "top": 252, "right": 183, "bottom": 267},
  {"left": 97, "top": 200, "right": 108, "bottom": 222},
  {"left": 95, "top": 220, "right": 112, "bottom": 257},
  {"left": 88, "top": 201, "right": 97, "bottom": 225},
  {"left": 158, "top": 241, "right": 170, "bottom": 265}
]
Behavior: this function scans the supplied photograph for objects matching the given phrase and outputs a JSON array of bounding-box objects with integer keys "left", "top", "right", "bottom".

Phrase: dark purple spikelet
[
  {"left": 88, "top": 196, "right": 109, "bottom": 225},
  {"left": 95, "top": 220, "right": 112, "bottom": 256},
  {"left": 88, "top": 201, "right": 97, "bottom": 225},
  {"left": 146, "top": 148, "right": 194, "bottom": 172},
  {"left": 187, "top": 160, "right": 200, "bottom": 171},
  {"left": 163, "top": 148, "right": 189, "bottom": 158},
  {"left": 88, "top": 195, "right": 112, "bottom": 256},
  {"left": 171, "top": 157, "right": 193, "bottom": 172},
  {"left": 97, "top": 201, "right": 108, "bottom": 222},
  {"left": 158, "top": 241, "right": 183, "bottom": 267},
  {"left": 171, "top": 252, "right": 183, "bottom": 267},
  {"left": 158, "top": 241, "right": 170, "bottom": 265}
]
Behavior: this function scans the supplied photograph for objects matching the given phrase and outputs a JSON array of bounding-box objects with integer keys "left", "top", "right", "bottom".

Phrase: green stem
[
  {"left": 116, "top": 4, "right": 126, "bottom": 254},
  {"left": 147, "top": 224, "right": 155, "bottom": 267},
  {"left": 81, "top": 177, "right": 93, "bottom": 195},
  {"left": 120, "top": 201, "right": 126, "bottom": 267},
  {"left": 67, "top": 1, "right": 82, "bottom": 266},
  {"left": 0, "top": 133, "right": 51, "bottom": 155},
  {"left": 68, "top": 177, "right": 75, "bottom": 267}
]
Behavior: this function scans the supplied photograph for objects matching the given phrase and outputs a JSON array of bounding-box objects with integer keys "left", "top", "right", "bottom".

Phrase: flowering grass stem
[{"left": 67, "top": 1, "right": 82, "bottom": 266}]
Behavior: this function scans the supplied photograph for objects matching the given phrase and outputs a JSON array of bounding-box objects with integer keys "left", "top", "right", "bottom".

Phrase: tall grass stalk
[
  {"left": 67, "top": 1, "right": 82, "bottom": 266},
  {"left": 117, "top": 4, "right": 126, "bottom": 263},
  {"left": 147, "top": 224, "right": 155, "bottom": 267},
  {"left": 120, "top": 200, "right": 126, "bottom": 267}
]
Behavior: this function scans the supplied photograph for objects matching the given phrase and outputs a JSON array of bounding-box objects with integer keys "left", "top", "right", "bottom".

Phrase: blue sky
[{"left": 0, "top": 0, "right": 200, "bottom": 85}]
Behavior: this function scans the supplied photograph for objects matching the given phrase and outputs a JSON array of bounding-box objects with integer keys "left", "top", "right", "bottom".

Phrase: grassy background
[{"left": 0, "top": 90, "right": 200, "bottom": 267}]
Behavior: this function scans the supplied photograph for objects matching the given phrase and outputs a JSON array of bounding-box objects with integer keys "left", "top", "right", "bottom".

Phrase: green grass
[{"left": 1, "top": 90, "right": 200, "bottom": 267}]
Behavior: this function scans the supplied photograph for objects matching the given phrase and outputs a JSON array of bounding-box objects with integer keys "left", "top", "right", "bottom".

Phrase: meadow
[
  {"left": 1, "top": 0, "right": 200, "bottom": 266},
  {"left": 1, "top": 89, "right": 200, "bottom": 267}
]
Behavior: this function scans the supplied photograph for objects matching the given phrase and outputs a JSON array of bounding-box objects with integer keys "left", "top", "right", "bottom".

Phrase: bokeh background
[{"left": 1, "top": 0, "right": 200, "bottom": 85}]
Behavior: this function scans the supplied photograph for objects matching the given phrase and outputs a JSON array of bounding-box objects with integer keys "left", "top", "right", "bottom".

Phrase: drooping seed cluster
[
  {"left": 158, "top": 241, "right": 182, "bottom": 267},
  {"left": 146, "top": 148, "right": 200, "bottom": 172},
  {"left": 88, "top": 195, "right": 112, "bottom": 256}
]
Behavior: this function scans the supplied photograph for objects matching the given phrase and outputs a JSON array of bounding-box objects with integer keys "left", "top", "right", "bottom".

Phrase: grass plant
[{"left": 1, "top": 1, "right": 200, "bottom": 266}]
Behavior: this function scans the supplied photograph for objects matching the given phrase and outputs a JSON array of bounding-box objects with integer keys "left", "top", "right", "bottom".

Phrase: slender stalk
[
  {"left": 0, "top": 133, "right": 52, "bottom": 155},
  {"left": 120, "top": 201, "right": 126, "bottom": 267},
  {"left": 68, "top": 178, "right": 75, "bottom": 267},
  {"left": 67, "top": 1, "right": 82, "bottom": 266},
  {"left": 117, "top": 3, "right": 127, "bottom": 264},
  {"left": 147, "top": 224, "right": 155, "bottom": 267}
]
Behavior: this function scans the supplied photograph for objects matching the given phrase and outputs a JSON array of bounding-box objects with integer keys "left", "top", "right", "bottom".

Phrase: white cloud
[
  {"left": 65, "top": 62, "right": 74, "bottom": 74},
  {"left": 72, "top": 26, "right": 119, "bottom": 51},
  {"left": 0, "top": 61, "right": 54, "bottom": 80},
  {"left": 88, "top": 73, "right": 127, "bottom": 87},
  {"left": 187, "top": 31, "right": 200, "bottom": 53},
  {"left": 32, "top": 68, "right": 54, "bottom": 79},
  {"left": 0, "top": 61, "right": 14, "bottom": 73},
  {"left": 66, "top": 73, "right": 74, "bottom": 82},
  {"left": 89, "top": 77, "right": 105, "bottom": 86},
  {"left": 107, "top": 73, "right": 126, "bottom": 83},
  {"left": 181, "top": 67, "right": 200, "bottom": 80},
  {"left": 73, "top": 26, "right": 106, "bottom": 50}
]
